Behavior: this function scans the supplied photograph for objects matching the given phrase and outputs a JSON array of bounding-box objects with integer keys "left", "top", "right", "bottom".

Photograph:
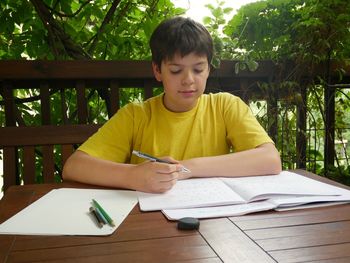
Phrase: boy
[{"left": 63, "top": 17, "right": 281, "bottom": 193}]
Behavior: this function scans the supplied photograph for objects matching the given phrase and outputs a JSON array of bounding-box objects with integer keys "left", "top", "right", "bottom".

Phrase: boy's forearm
[
  {"left": 182, "top": 143, "right": 282, "bottom": 178},
  {"left": 62, "top": 151, "right": 134, "bottom": 190}
]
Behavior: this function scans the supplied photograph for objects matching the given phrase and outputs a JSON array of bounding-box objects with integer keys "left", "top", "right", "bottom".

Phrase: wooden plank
[
  {"left": 3, "top": 81, "right": 16, "bottom": 126},
  {"left": 8, "top": 236, "right": 217, "bottom": 262},
  {"left": 307, "top": 257, "right": 350, "bottom": 263},
  {"left": 238, "top": 78, "right": 250, "bottom": 103},
  {"left": 23, "top": 146, "right": 36, "bottom": 184},
  {"left": 61, "top": 144, "right": 74, "bottom": 168},
  {"left": 232, "top": 204, "right": 350, "bottom": 230},
  {"left": 42, "top": 145, "right": 55, "bottom": 183},
  {"left": 0, "top": 236, "right": 15, "bottom": 263},
  {"left": 0, "top": 60, "right": 279, "bottom": 79},
  {"left": 27, "top": 258, "right": 222, "bottom": 263},
  {"left": 269, "top": 243, "right": 350, "bottom": 263},
  {"left": 0, "top": 60, "right": 154, "bottom": 79},
  {"left": 246, "top": 220, "right": 350, "bottom": 240},
  {"left": 199, "top": 218, "right": 275, "bottom": 263},
  {"left": 267, "top": 82, "right": 278, "bottom": 143},
  {"left": 0, "top": 186, "right": 37, "bottom": 222},
  {"left": 2, "top": 147, "right": 17, "bottom": 192},
  {"left": 109, "top": 80, "right": 120, "bottom": 116},
  {"left": 144, "top": 79, "right": 153, "bottom": 100},
  {"left": 40, "top": 81, "right": 51, "bottom": 124},
  {"left": 0, "top": 124, "right": 99, "bottom": 188},
  {"left": 60, "top": 87, "right": 69, "bottom": 124},
  {"left": 0, "top": 124, "right": 100, "bottom": 147},
  {"left": 0, "top": 185, "right": 37, "bottom": 263},
  {"left": 296, "top": 83, "right": 307, "bottom": 168},
  {"left": 32, "top": 258, "right": 222, "bottom": 263},
  {"left": 12, "top": 211, "right": 192, "bottom": 251},
  {"left": 324, "top": 81, "right": 336, "bottom": 171},
  {"left": 76, "top": 80, "right": 88, "bottom": 124},
  {"left": 256, "top": 228, "right": 350, "bottom": 251}
]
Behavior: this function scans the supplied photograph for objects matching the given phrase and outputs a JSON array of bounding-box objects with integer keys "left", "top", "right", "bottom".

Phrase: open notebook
[{"left": 137, "top": 171, "right": 350, "bottom": 220}]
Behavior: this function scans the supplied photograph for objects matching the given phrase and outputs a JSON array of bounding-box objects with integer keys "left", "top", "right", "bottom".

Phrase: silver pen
[{"left": 132, "top": 150, "right": 191, "bottom": 173}]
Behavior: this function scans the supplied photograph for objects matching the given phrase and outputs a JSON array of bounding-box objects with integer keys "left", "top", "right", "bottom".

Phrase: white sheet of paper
[
  {"left": 137, "top": 178, "right": 245, "bottom": 211},
  {"left": 274, "top": 201, "right": 350, "bottom": 211},
  {"left": 221, "top": 171, "right": 345, "bottom": 202},
  {"left": 269, "top": 193, "right": 350, "bottom": 207},
  {"left": 0, "top": 188, "right": 138, "bottom": 236},
  {"left": 162, "top": 201, "right": 276, "bottom": 220}
]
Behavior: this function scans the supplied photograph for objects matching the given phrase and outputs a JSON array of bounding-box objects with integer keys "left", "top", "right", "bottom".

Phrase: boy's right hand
[{"left": 130, "top": 161, "right": 180, "bottom": 193}]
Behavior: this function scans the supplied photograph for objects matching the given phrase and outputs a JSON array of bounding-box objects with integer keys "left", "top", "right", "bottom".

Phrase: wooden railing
[{"left": 0, "top": 60, "right": 348, "bottom": 191}]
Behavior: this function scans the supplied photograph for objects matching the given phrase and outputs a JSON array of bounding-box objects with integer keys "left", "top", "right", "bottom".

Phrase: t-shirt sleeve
[
  {"left": 221, "top": 93, "right": 273, "bottom": 152},
  {"left": 78, "top": 103, "right": 135, "bottom": 163}
]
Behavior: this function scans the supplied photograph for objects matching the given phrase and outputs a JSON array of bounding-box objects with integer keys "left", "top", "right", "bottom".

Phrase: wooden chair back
[{"left": 0, "top": 124, "right": 100, "bottom": 191}]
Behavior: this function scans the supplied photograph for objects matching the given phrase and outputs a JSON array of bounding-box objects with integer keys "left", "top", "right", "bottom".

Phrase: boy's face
[{"left": 152, "top": 52, "right": 210, "bottom": 112}]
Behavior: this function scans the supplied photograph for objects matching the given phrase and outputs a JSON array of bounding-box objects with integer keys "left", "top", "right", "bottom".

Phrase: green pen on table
[{"left": 92, "top": 199, "right": 116, "bottom": 227}]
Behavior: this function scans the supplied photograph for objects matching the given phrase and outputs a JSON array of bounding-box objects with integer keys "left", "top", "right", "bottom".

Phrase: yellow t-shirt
[{"left": 78, "top": 92, "right": 273, "bottom": 164}]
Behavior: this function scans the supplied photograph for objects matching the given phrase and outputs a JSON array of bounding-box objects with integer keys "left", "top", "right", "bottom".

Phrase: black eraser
[{"left": 177, "top": 217, "right": 200, "bottom": 230}]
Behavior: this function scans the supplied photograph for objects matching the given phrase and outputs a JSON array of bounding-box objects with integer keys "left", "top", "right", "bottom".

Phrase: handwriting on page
[{"left": 137, "top": 178, "right": 245, "bottom": 211}]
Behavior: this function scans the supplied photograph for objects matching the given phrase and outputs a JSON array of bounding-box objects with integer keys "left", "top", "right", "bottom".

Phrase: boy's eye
[
  {"left": 194, "top": 68, "right": 204, "bottom": 74},
  {"left": 170, "top": 70, "right": 181, "bottom": 74}
]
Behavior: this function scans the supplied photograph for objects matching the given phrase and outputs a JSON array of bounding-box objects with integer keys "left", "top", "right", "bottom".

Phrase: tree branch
[
  {"left": 87, "top": 0, "right": 122, "bottom": 54},
  {"left": 30, "top": 0, "right": 91, "bottom": 60},
  {"left": 44, "top": 0, "right": 92, "bottom": 18}
]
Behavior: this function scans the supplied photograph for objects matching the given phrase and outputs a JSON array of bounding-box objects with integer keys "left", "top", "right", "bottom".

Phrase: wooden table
[{"left": 1, "top": 170, "right": 350, "bottom": 262}]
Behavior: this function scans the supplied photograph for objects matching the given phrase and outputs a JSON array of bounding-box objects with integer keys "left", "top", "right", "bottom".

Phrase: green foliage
[
  {"left": 202, "top": 0, "right": 258, "bottom": 72},
  {"left": 224, "top": 0, "right": 350, "bottom": 63},
  {"left": 202, "top": 0, "right": 233, "bottom": 67},
  {"left": 214, "top": 0, "right": 350, "bottom": 183},
  {"left": 319, "top": 165, "right": 350, "bottom": 186},
  {"left": 0, "top": 0, "right": 184, "bottom": 60},
  {"left": 0, "top": 0, "right": 184, "bottom": 123}
]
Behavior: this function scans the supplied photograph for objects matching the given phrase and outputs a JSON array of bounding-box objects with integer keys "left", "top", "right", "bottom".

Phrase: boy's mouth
[
  {"left": 178, "top": 89, "right": 196, "bottom": 94},
  {"left": 178, "top": 90, "right": 197, "bottom": 98}
]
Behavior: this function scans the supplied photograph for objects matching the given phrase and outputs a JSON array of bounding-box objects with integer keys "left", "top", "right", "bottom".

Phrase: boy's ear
[{"left": 152, "top": 62, "right": 162, "bottom": 82}]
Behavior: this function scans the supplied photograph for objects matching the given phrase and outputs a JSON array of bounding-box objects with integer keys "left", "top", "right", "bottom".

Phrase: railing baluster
[
  {"left": 240, "top": 79, "right": 250, "bottom": 103},
  {"left": 61, "top": 144, "right": 74, "bottom": 169},
  {"left": 267, "top": 83, "right": 278, "bottom": 144},
  {"left": 40, "top": 81, "right": 51, "bottom": 125},
  {"left": 3, "top": 81, "right": 16, "bottom": 126},
  {"left": 324, "top": 82, "right": 336, "bottom": 174},
  {"left": 144, "top": 80, "right": 153, "bottom": 100},
  {"left": 42, "top": 145, "right": 55, "bottom": 183},
  {"left": 3, "top": 147, "right": 17, "bottom": 191},
  {"left": 296, "top": 83, "right": 307, "bottom": 169},
  {"left": 2, "top": 82, "right": 19, "bottom": 189},
  {"left": 23, "top": 146, "right": 36, "bottom": 184},
  {"left": 109, "top": 80, "right": 120, "bottom": 117},
  {"left": 76, "top": 80, "right": 88, "bottom": 124}
]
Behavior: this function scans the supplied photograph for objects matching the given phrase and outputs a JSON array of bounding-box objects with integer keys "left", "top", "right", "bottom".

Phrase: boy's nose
[{"left": 181, "top": 71, "right": 195, "bottom": 85}]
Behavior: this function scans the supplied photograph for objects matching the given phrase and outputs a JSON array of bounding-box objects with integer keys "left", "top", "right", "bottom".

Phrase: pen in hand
[{"left": 132, "top": 150, "right": 191, "bottom": 173}]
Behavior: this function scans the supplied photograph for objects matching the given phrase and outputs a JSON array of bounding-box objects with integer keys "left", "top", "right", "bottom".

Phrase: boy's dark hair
[{"left": 150, "top": 16, "right": 213, "bottom": 68}]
